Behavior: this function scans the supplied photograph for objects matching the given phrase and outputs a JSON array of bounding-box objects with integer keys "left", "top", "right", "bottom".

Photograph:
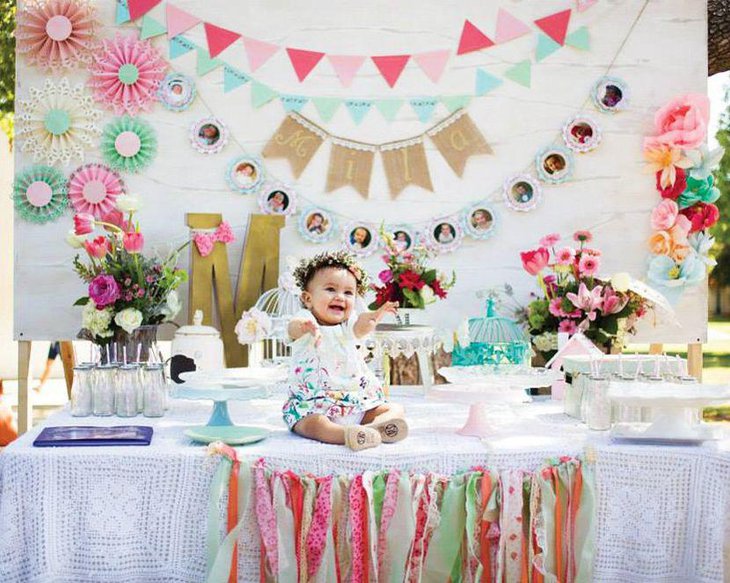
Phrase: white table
[{"left": 2, "top": 389, "right": 730, "bottom": 582}]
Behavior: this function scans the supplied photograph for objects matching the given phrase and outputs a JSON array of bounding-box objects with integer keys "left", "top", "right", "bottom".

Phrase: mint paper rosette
[
  {"left": 13, "top": 165, "right": 68, "bottom": 223},
  {"left": 101, "top": 115, "right": 157, "bottom": 173}
]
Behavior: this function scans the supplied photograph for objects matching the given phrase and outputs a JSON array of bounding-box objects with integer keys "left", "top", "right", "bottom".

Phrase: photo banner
[
  {"left": 381, "top": 138, "right": 433, "bottom": 197},
  {"left": 427, "top": 111, "right": 493, "bottom": 176},
  {"left": 261, "top": 115, "right": 325, "bottom": 178},
  {"left": 326, "top": 140, "right": 376, "bottom": 198}
]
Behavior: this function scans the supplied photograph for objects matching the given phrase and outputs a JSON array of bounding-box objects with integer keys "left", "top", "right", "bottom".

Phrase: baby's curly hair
[{"left": 293, "top": 251, "right": 370, "bottom": 296}]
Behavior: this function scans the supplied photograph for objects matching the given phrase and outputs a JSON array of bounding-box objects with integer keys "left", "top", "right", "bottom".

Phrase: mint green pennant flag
[
  {"left": 196, "top": 47, "right": 223, "bottom": 76},
  {"left": 440, "top": 95, "right": 472, "bottom": 113},
  {"left": 536, "top": 34, "right": 562, "bottom": 62},
  {"left": 475, "top": 69, "right": 503, "bottom": 96},
  {"left": 280, "top": 95, "right": 309, "bottom": 113},
  {"left": 169, "top": 36, "right": 195, "bottom": 59},
  {"left": 251, "top": 82, "right": 277, "bottom": 108},
  {"left": 504, "top": 60, "right": 532, "bottom": 87},
  {"left": 223, "top": 66, "right": 250, "bottom": 93},
  {"left": 140, "top": 15, "right": 166, "bottom": 40},
  {"left": 409, "top": 98, "right": 437, "bottom": 123},
  {"left": 116, "top": 0, "right": 130, "bottom": 25},
  {"left": 375, "top": 99, "right": 404, "bottom": 122},
  {"left": 344, "top": 100, "right": 372, "bottom": 125},
  {"left": 566, "top": 26, "right": 590, "bottom": 51},
  {"left": 312, "top": 97, "right": 341, "bottom": 122}
]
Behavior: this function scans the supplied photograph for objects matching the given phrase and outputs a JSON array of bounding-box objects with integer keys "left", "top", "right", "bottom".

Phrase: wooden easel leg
[
  {"left": 17, "top": 341, "right": 32, "bottom": 436},
  {"left": 648, "top": 343, "right": 663, "bottom": 355},
  {"left": 60, "top": 341, "right": 75, "bottom": 400},
  {"left": 687, "top": 343, "right": 703, "bottom": 381}
]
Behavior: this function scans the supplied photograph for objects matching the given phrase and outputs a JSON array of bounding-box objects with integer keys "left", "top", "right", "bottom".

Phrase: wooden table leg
[
  {"left": 687, "top": 343, "right": 703, "bottom": 381},
  {"left": 17, "top": 341, "right": 32, "bottom": 436},
  {"left": 60, "top": 341, "right": 75, "bottom": 400}
]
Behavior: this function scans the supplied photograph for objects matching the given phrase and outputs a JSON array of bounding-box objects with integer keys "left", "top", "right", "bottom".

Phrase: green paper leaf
[
  {"left": 375, "top": 99, "right": 404, "bottom": 122},
  {"left": 504, "top": 59, "right": 532, "bottom": 87},
  {"left": 535, "top": 34, "right": 562, "bottom": 62},
  {"left": 251, "top": 82, "right": 277, "bottom": 108},
  {"left": 566, "top": 26, "right": 590, "bottom": 51},
  {"left": 312, "top": 97, "right": 341, "bottom": 122},
  {"left": 140, "top": 15, "right": 166, "bottom": 40},
  {"left": 440, "top": 95, "right": 472, "bottom": 113}
]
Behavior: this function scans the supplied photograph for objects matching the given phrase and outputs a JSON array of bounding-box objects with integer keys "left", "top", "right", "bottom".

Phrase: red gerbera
[
  {"left": 399, "top": 270, "right": 425, "bottom": 290},
  {"left": 431, "top": 279, "right": 447, "bottom": 299}
]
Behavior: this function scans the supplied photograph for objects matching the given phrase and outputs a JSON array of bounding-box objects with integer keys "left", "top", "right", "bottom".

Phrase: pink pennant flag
[
  {"left": 328, "top": 55, "right": 366, "bottom": 87},
  {"left": 286, "top": 48, "right": 325, "bottom": 82},
  {"left": 242, "top": 36, "right": 279, "bottom": 71},
  {"left": 204, "top": 23, "right": 241, "bottom": 58},
  {"left": 576, "top": 0, "right": 598, "bottom": 12},
  {"left": 413, "top": 50, "right": 450, "bottom": 83},
  {"left": 166, "top": 4, "right": 200, "bottom": 39},
  {"left": 535, "top": 9, "right": 572, "bottom": 45},
  {"left": 494, "top": 8, "right": 531, "bottom": 44},
  {"left": 457, "top": 20, "right": 495, "bottom": 55},
  {"left": 127, "top": 0, "right": 161, "bottom": 20},
  {"left": 371, "top": 55, "right": 410, "bottom": 88}
]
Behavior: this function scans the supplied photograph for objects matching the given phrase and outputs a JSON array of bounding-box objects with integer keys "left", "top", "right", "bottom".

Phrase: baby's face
[
  {"left": 310, "top": 215, "right": 323, "bottom": 227},
  {"left": 396, "top": 232, "right": 406, "bottom": 242},
  {"left": 546, "top": 157, "right": 561, "bottom": 172},
  {"left": 239, "top": 165, "right": 253, "bottom": 176},
  {"left": 474, "top": 211, "right": 487, "bottom": 224},
  {"left": 440, "top": 224, "right": 450, "bottom": 234},
  {"left": 302, "top": 267, "right": 356, "bottom": 325},
  {"left": 354, "top": 229, "right": 367, "bottom": 243},
  {"left": 272, "top": 193, "right": 284, "bottom": 204}
]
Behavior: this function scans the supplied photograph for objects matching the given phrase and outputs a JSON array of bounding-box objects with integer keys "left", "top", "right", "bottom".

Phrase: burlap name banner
[{"left": 262, "top": 109, "right": 491, "bottom": 198}]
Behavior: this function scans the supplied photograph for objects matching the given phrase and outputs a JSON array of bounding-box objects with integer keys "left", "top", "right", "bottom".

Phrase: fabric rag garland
[
  {"left": 191, "top": 221, "right": 235, "bottom": 257},
  {"left": 13, "top": 165, "right": 69, "bottom": 223},
  {"left": 643, "top": 94, "right": 724, "bottom": 300},
  {"left": 100, "top": 115, "right": 158, "bottom": 173},
  {"left": 204, "top": 454, "right": 595, "bottom": 582}
]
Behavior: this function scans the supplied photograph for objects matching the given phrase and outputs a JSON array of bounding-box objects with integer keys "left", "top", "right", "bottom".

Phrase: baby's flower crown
[{"left": 293, "top": 250, "right": 370, "bottom": 296}]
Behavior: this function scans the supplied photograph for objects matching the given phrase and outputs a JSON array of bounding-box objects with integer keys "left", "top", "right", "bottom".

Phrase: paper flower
[
  {"left": 88, "top": 33, "right": 167, "bottom": 116},
  {"left": 648, "top": 254, "right": 705, "bottom": 288},
  {"left": 688, "top": 232, "right": 717, "bottom": 268},
  {"left": 656, "top": 168, "right": 686, "bottom": 200},
  {"left": 68, "top": 164, "right": 126, "bottom": 218},
  {"left": 677, "top": 175, "right": 721, "bottom": 209},
  {"left": 650, "top": 199, "right": 680, "bottom": 231},
  {"left": 16, "top": 78, "right": 102, "bottom": 166},
  {"left": 644, "top": 94, "right": 710, "bottom": 150},
  {"left": 680, "top": 202, "right": 720, "bottom": 233},
  {"left": 13, "top": 165, "right": 68, "bottom": 223},
  {"left": 685, "top": 145, "right": 725, "bottom": 180},
  {"left": 235, "top": 308, "right": 273, "bottom": 344},
  {"left": 644, "top": 145, "right": 693, "bottom": 189},
  {"left": 101, "top": 116, "right": 157, "bottom": 173},
  {"left": 16, "top": 0, "right": 98, "bottom": 71}
]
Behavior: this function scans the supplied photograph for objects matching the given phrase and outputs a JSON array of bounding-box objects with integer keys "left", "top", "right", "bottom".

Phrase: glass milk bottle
[
  {"left": 92, "top": 363, "right": 117, "bottom": 416},
  {"left": 115, "top": 364, "right": 139, "bottom": 417},
  {"left": 584, "top": 374, "right": 611, "bottom": 431},
  {"left": 142, "top": 363, "right": 166, "bottom": 418},
  {"left": 70, "top": 365, "right": 93, "bottom": 417}
]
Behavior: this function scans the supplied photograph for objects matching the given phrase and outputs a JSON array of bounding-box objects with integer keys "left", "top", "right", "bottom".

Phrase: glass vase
[{"left": 113, "top": 325, "right": 159, "bottom": 364}]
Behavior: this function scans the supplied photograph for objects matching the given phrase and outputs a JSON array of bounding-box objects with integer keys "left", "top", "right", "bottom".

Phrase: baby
[{"left": 283, "top": 251, "right": 407, "bottom": 451}]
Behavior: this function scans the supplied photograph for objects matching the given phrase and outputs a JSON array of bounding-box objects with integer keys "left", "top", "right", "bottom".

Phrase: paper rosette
[
  {"left": 68, "top": 163, "right": 126, "bottom": 218},
  {"left": 16, "top": 0, "right": 98, "bottom": 71},
  {"left": 88, "top": 33, "right": 168, "bottom": 116},
  {"left": 16, "top": 78, "right": 102, "bottom": 166},
  {"left": 101, "top": 116, "right": 157, "bottom": 173},
  {"left": 13, "top": 165, "right": 68, "bottom": 223}
]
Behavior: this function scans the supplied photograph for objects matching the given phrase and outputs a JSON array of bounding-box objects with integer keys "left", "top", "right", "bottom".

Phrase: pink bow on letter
[{"left": 192, "top": 221, "right": 235, "bottom": 257}]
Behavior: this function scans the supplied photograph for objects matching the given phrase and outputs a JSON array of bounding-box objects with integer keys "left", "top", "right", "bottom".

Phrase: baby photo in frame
[
  {"left": 298, "top": 207, "right": 336, "bottom": 243},
  {"left": 463, "top": 204, "right": 497, "bottom": 239},
  {"left": 258, "top": 184, "right": 296, "bottom": 216},
  {"left": 226, "top": 156, "right": 265, "bottom": 194},
  {"left": 592, "top": 76, "right": 629, "bottom": 113},
  {"left": 190, "top": 117, "right": 228, "bottom": 155},
  {"left": 503, "top": 174, "right": 542, "bottom": 212},
  {"left": 158, "top": 73, "right": 196, "bottom": 112},
  {"left": 427, "top": 219, "right": 462, "bottom": 253},
  {"left": 344, "top": 223, "right": 378, "bottom": 256},
  {"left": 562, "top": 116, "right": 602, "bottom": 153},
  {"left": 535, "top": 146, "right": 574, "bottom": 184},
  {"left": 390, "top": 227, "right": 414, "bottom": 252}
]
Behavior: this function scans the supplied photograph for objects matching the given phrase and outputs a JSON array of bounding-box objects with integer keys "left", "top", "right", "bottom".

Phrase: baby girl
[{"left": 283, "top": 251, "right": 408, "bottom": 451}]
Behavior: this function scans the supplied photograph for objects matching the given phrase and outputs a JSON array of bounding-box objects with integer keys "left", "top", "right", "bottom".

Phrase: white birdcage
[{"left": 251, "top": 270, "right": 302, "bottom": 361}]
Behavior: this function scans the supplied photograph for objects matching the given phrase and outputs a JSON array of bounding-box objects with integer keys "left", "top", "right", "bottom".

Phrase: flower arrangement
[
  {"left": 71, "top": 194, "right": 188, "bottom": 344},
  {"left": 519, "top": 230, "right": 649, "bottom": 357},
  {"left": 369, "top": 231, "right": 455, "bottom": 309},
  {"left": 643, "top": 94, "right": 724, "bottom": 294}
]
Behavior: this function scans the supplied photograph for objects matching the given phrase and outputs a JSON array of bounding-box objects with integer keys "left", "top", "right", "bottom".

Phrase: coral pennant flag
[
  {"left": 328, "top": 55, "right": 366, "bottom": 87},
  {"left": 166, "top": 4, "right": 200, "bottom": 39},
  {"left": 287, "top": 48, "right": 326, "bottom": 82},
  {"left": 413, "top": 50, "right": 450, "bottom": 83},
  {"left": 127, "top": 0, "right": 160, "bottom": 20},
  {"left": 494, "top": 9, "right": 531, "bottom": 44},
  {"left": 457, "top": 20, "right": 494, "bottom": 55},
  {"left": 204, "top": 23, "right": 241, "bottom": 58},
  {"left": 371, "top": 55, "right": 410, "bottom": 88},
  {"left": 242, "top": 37, "right": 278, "bottom": 71},
  {"left": 534, "top": 9, "right": 572, "bottom": 45},
  {"left": 576, "top": 0, "right": 598, "bottom": 12}
]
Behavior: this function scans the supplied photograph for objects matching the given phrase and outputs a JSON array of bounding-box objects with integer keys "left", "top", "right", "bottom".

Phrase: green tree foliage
[
  {"left": 0, "top": 0, "right": 14, "bottom": 141},
  {"left": 711, "top": 84, "right": 730, "bottom": 286}
]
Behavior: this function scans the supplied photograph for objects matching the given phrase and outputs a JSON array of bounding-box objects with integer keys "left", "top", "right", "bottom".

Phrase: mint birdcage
[{"left": 452, "top": 298, "right": 531, "bottom": 367}]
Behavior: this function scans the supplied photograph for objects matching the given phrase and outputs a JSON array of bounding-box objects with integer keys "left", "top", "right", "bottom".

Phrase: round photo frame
[
  {"left": 535, "top": 146, "right": 574, "bottom": 184},
  {"left": 503, "top": 174, "right": 542, "bottom": 212},
  {"left": 388, "top": 226, "right": 416, "bottom": 252},
  {"left": 462, "top": 203, "right": 498, "bottom": 239},
  {"left": 592, "top": 76, "right": 629, "bottom": 114},
  {"left": 426, "top": 218, "right": 463, "bottom": 253},
  {"left": 190, "top": 117, "right": 228, "bottom": 155},
  {"left": 343, "top": 222, "right": 379, "bottom": 257},
  {"left": 298, "top": 207, "right": 337, "bottom": 244},
  {"left": 562, "top": 115, "right": 602, "bottom": 153},
  {"left": 257, "top": 183, "right": 297, "bottom": 216},
  {"left": 226, "top": 156, "right": 265, "bottom": 194},
  {"left": 158, "top": 73, "right": 196, "bottom": 112}
]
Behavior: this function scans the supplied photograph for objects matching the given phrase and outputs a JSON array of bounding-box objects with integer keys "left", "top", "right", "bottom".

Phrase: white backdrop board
[{"left": 14, "top": 0, "right": 707, "bottom": 343}]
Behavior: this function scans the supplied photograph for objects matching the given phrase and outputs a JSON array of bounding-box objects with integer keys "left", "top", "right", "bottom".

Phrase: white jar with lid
[{"left": 170, "top": 310, "right": 225, "bottom": 381}]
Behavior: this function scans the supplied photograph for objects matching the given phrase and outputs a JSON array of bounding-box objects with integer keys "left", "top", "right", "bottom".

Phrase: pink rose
[
  {"left": 644, "top": 94, "right": 710, "bottom": 150},
  {"left": 656, "top": 168, "right": 686, "bottom": 200},
  {"left": 650, "top": 199, "right": 679, "bottom": 231},
  {"left": 578, "top": 255, "right": 600, "bottom": 276},
  {"left": 520, "top": 247, "right": 550, "bottom": 276},
  {"left": 378, "top": 269, "right": 393, "bottom": 284},
  {"left": 539, "top": 233, "right": 561, "bottom": 247},
  {"left": 680, "top": 202, "right": 720, "bottom": 232},
  {"left": 74, "top": 213, "right": 95, "bottom": 236},
  {"left": 88, "top": 274, "right": 120, "bottom": 308},
  {"left": 123, "top": 231, "right": 144, "bottom": 254},
  {"left": 83, "top": 236, "right": 110, "bottom": 259}
]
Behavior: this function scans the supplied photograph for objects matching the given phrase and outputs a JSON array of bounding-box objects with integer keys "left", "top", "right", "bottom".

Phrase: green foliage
[
  {"left": 711, "top": 84, "right": 730, "bottom": 285},
  {"left": 0, "top": 0, "right": 15, "bottom": 142}
]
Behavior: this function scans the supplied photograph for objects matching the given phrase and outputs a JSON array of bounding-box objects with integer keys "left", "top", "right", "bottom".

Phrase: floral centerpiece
[
  {"left": 518, "top": 230, "right": 649, "bottom": 359},
  {"left": 70, "top": 194, "right": 188, "bottom": 358}
]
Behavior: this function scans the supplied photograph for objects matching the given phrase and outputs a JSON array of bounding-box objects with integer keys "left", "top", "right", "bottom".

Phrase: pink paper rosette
[
  {"left": 88, "top": 33, "right": 168, "bottom": 116},
  {"left": 68, "top": 163, "right": 126, "bottom": 218},
  {"left": 17, "top": 0, "right": 98, "bottom": 71}
]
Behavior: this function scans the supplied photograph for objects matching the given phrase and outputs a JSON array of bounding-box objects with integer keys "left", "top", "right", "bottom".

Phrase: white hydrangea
[
  {"left": 114, "top": 307, "right": 143, "bottom": 334},
  {"left": 162, "top": 290, "right": 182, "bottom": 322},
  {"left": 533, "top": 331, "right": 558, "bottom": 352},
  {"left": 82, "top": 300, "right": 113, "bottom": 339}
]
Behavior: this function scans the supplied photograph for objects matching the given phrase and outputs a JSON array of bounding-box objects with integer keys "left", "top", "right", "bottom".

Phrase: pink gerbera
[
  {"left": 555, "top": 247, "right": 575, "bottom": 265},
  {"left": 68, "top": 164, "right": 126, "bottom": 218},
  {"left": 558, "top": 319, "right": 578, "bottom": 334},
  {"left": 573, "top": 230, "right": 593, "bottom": 243},
  {"left": 539, "top": 233, "right": 561, "bottom": 247},
  {"left": 88, "top": 33, "right": 167, "bottom": 116},
  {"left": 578, "top": 254, "right": 601, "bottom": 276}
]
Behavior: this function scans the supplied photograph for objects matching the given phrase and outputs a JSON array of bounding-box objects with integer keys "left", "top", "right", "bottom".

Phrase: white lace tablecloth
[{"left": 2, "top": 388, "right": 730, "bottom": 582}]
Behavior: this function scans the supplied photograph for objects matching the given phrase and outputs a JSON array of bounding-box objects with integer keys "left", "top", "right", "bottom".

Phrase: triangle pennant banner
[
  {"left": 576, "top": 0, "right": 598, "bottom": 12},
  {"left": 535, "top": 9, "right": 572, "bottom": 45},
  {"left": 127, "top": 0, "right": 161, "bottom": 20},
  {"left": 410, "top": 98, "right": 438, "bottom": 123},
  {"left": 166, "top": 5, "right": 200, "bottom": 39},
  {"left": 140, "top": 15, "right": 166, "bottom": 39},
  {"left": 344, "top": 100, "right": 373, "bottom": 125},
  {"left": 251, "top": 82, "right": 278, "bottom": 108},
  {"left": 495, "top": 9, "right": 531, "bottom": 44},
  {"left": 287, "top": 48, "right": 326, "bottom": 82},
  {"left": 474, "top": 69, "right": 502, "bottom": 96},
  {"left": 372, "top": 55, "right": 411, "bottom": 88},
  {"left": 280, "top": 95, "right": 309, "bottom": 113},
  {"left": 169, "top": 36, "right": 195, "bottom": 59},
  {"left": 375, "top": 99, "right": 404, "bottom": 122},
  {"left": 457, "top": 20, "right": 495, "bottom": 55},
  {"left": 312, "top": 97, "right": 341, "bottom": 122},
  {"left": 116, "top": 0, "right": 131, "bottom": 25},
  {"left": 566, "top": 26, "right": 590, "bottom": 50},
  {"left": 242, "top": 36, "right": 279, "bottom": 71},
  {"left": 535, "top": 33, "right": 562, "bottom": 61},
  {"left": 328, "top": 55, "right": 366, "bottom": 87},
  {"left": 504, "top": 60, "right": 532, "bottom": 87},
  {"left": 204, "top": 23, "right": 241, "bottom": 58},
  {"left": 440, "top": 95, "right": 472, "bottom": 113},
  {"left": 223, "top": 66, "right": 250, "bottom": 93},
  {"left": 196, "top": 47, "right": 223, "bottom": 76},
  {"left": 413, "top": 50, "right": 450, "bottom": 83}
]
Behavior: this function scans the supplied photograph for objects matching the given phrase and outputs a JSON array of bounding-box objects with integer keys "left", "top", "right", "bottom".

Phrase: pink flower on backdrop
[
  {"left": 89, "top": 274, "right": 120, "bottom": 308},
  {"left": 644, "top": 94, "right": 710, "bottom": 150},
  {"left": 578, "top": 254, "right": 601, "bottom": 276},
  {"left": 122, "top": 231, "right": 144, "bottom": 254},
  {"left": 573, "top": 230, "right": 593, "bottom": 244},
  {"left": 83, "top": 236, "right": 110, "bottom": 259},
  {"left": 656, "top": 168, "right": 686, "bottom": 200},
  {"left": 650, "top": 199, "right": 680, "bottom": 231},
  {"left": 558, "top": 319, "right": 578, "bottom": 334},
  {"left": 520, "top": 247, "right": 550, "bottom": 276},
  {"left": 539, "top": 233, "right": 561, "bottom": 247},
  {"left": 378, "top": 269, "right": 393, "bottom": 284},
  {"left": 73, "top": 213, "right": 95, "bottom": 235},
  {"left": 680, "top": 202, "right": 720, "bottom": 232},
  {"left": 567, "top": 283, "right": 603, "bottom": 320},
  {"left": 602, "top": 287, "right": 629, "bottom": 315},
  {"left": 216, "top": 221, "right": 235, "bottom": 244},
  {"left": 555, "top": 247, "right": 575, "bottom": 265}
]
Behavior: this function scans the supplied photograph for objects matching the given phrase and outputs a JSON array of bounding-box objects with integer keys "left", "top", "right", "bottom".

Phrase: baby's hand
[
  {"left": 374, "top": 301, "right": 399, "bottom": 322},
  {"left": 300, "top": 320, "right": 322, "bottom": 346}
]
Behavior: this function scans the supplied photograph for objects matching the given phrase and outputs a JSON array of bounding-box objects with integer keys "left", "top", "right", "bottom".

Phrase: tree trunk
[{"left": 709, "top": 0, "right": 730, "bottom": 75}]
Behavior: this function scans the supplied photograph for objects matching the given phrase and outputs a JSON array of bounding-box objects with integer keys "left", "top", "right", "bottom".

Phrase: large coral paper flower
[{"left": 88, "top": 33, "right": 168, "bottom": 116}]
